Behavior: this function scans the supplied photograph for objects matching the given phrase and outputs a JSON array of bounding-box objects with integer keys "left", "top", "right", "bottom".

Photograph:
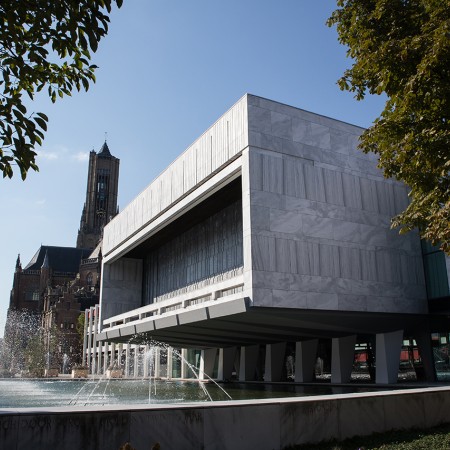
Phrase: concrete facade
[{"left": 97, "top": 94, "right": 435, "bottom": 383}]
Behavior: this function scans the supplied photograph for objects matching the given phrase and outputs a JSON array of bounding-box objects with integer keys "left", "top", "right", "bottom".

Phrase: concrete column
[
  {"left": 264, "top": 342, "right": 286, "bottom": 382},
  {"left": 154, "top": 347, "right": 161, "bottom": 378},
  {"left": 415, "top": 332, "right": 436, "bottom": 382},
  {"left": 180, "top": 348, "right": 188, "bottom": 379},
  {"left": 143, "top": 345, "right": 150, "bottom": 378},
  {"left": 199, "top": 348, "right": 217, "bottom": 380},
  {"left": 239, "top": 345, "right": 259, "bottom": 381},
  {"left": 118, "top": 343, "right": 123, "bottom": 371},
  {"left": 217, "top": 347, "right": 237, "bottom": 381},
  {"left": 82, "top": 309, "right": 88, "bottom": 367},
  {"left": 92, "top": 305, "right": 99, "bottom": 373},
  {"left": 331, "top": 335, "right": 356, "bottom": 384},
  {"left": 376, "top": 329, "right": 403, "bottom": 384},
  {"left": 87, "top": 307, "right": 94, "bottom": 370},
  {"left": 97, "top": 342, "right": 102, "bottom": 375},
  {"left": 134, "top": 345, "right": 139, "bottom": 378},
  {"left": 167, "top": 347, "right": 173, "bottom": 379},
  {"left": 110, "top": 342, "right": 116, "bottom": 369},
  {"left": 295, "top": 339, "right": 318, "bottom": 383},
  {"left": 125, "top": 344, "right": 130, "bottom": 377},
  {"left": 103, "top": 342, "right": 109, "bottom": 374}
]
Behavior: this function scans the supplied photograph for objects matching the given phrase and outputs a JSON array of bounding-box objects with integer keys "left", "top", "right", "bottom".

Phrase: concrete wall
[
  {"left": 100, "top": 258, "right": 142, "bottom": 321},
  {"left": 1, "top": 387, "right": 449, "bottom": 450},
  {"left": 246, "top": 95, "right": 427, "bottom": 314}
]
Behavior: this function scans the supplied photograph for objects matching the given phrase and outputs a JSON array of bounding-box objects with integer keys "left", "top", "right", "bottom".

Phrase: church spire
[
  {"left": 97, "top": 140, "right": 112, "bottom": 158},
  {"left": 15, "top": 254, "right": 21, "bottom": 272}
]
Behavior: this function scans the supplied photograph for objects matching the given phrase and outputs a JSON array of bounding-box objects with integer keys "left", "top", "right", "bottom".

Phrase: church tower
[{"left": 77, "top": 142, "right": 120, "bottom": 249}]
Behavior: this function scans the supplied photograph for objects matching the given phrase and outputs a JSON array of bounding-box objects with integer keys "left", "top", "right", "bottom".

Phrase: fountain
[{"left": 1, "top": 311, "right": 449, "bottom": 449}]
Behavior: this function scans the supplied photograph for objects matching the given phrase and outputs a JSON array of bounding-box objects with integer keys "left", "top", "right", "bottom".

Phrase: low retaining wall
[{"left": 1, "top": 387, "right": 449, "bottom": 449}]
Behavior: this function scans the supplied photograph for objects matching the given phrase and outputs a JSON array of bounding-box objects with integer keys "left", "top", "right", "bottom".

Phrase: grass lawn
[{"left": 286, "top": 423, "right": 450, "bottom": 449}]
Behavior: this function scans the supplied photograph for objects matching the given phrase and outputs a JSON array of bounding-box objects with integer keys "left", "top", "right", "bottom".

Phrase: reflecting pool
[{"left": 0, "top": 378, "right": 397, "bottom": 409}]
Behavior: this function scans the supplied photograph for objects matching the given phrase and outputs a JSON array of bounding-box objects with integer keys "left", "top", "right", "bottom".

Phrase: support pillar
[
  {"left": 103, "top": 342, "right": 109, "bottom": 374},
  {"left": 125, "top": 344, "right": 130, "bottom": 377},
  {"left": 217, "top": 347, "right": 236, "bottom": 381},
  {"left": 97, "top": 342, "right": 102, "bottom": 375},
  {"left": 264, "top": 342, "right": 286, "bottom": 382},
  {"left": 154, "top": 347, "right": 160, "bottom": 378},
  {"left": 239, "top": 345, "right": 259, "bottom": 381},
  {"left": 143, "top": 345, "right": 150, "bottom": 378},
  {"left": 376, "top": 329, "right": 403, "bottom": 384},
  {"left": 110, "top": 342, "right": 116, "bottom": 369},
  {"left": 92, "top": 305, "right": 99, "bottom": 374},
  {"left": 82, "top": 309, "right": 88, "bottom": 367},
  {"left": 199, "top": 348, "right": 217, "bottom": 380},
  {"left": 118, "top": 343, "right": 123, "bottom": 371},
  {"left": 87, "top": 307, "right": 94, "bottom": 370},
  {"left": 415, "top": 332, "right": 437, "bottom": 382},
  {"left": 166, "top": 347, "right": 173, "bottom": 379},
  {"left": 295, "top": 339, "right": 318, "bottom": 383},
  {"left": 331, "top": 335, "right": 356, "bottom": 384},
  {"left": 134, "top": 345, "right": 139, "bottom": 378},
  {"left": 180, "top": 348, "right": 188, "bottom": 379}
]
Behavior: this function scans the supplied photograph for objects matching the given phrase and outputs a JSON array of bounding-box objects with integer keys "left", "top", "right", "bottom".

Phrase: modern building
[{"left": 93, "top": 94, "right": 449, "bottom": 384}]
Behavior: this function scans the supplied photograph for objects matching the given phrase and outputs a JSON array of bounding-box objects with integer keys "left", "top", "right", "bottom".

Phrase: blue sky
[{"left": 0, "top": 1, "right": 387, "bottom": 336}]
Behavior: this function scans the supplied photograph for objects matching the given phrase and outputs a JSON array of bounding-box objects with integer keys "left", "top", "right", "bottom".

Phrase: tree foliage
[
  {"left": 0, "top": 0, "right": 122, "bottom": 180},
  {"left": 328, "top": 0, "right": 450, "bottom": 252}
]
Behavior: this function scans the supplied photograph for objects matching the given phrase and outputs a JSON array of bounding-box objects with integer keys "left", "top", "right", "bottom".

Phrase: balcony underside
[{"left": 97, "top": 298, "right": 448, "bottom": 348}]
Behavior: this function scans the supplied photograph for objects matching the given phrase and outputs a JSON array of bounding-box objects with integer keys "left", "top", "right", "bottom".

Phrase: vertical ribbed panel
[{"left": 143, "top": 200, "right": 243, "bottom": 304}]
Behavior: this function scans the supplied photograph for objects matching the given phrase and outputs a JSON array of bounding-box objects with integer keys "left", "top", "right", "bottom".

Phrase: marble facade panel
[
  {"left": 252, "top": 270, "right": 293, "bottom": 291},
  {"left": 376, "top": 181, "right": 396, "bottom": 216},
  {"left": 319, "top": 243, "right": 341, "bottom": 278},
  {"left": 270, "top": 209, "right": 302, "bottom": 234},
  {"left": 262, "top": 153, "right": 283, "bottom": 194},
  {"left": 248, "top": 104, "right": 272, "bottom": 134},
  {"left": 332, "top": 219, "right": 361, "bottom": 244},
  {"left": 310, "top": 122, "right": 330, "bottom": 150},
  {"left": 323, "top": 168, "right": 344, "bottom": 206},
  {"left": 292, "top": 116, "right": 312, "bottom": 145},
  {"left": 341, "top": 172, "right": 363, "bottom": 209},
  {"left": 251, "top": 205, "right": 270, "bottom": 231},
  {"left": 249, "top": 130, "right": 284, "bottom": 153},
  {"left": 360, "top": 223, "right": 387, "bottom": 247},
  {"left": 359, "top": 177, "right": 379, "bottom": 213},
  {"left": 250, "top": 189, "right": 284, "bottom": 210},
  {"left": 251, "top": 235, "right": 276, "bottom": 272},
  {"left": 317, "top": 149, "right": 350, "bottom": 171},
  {"left": 281, "top": 138, "right": 320, "bottom": 161},
  {"left": 302, "top": 215, "right": 333, "bottom": 239},
  {"left": 272, "top": 289, "right": 308, "bottom": 308},
  {"left": 337, "top": 294, "right": 367, "bottom": 311},
  {"left": 339, "top": 246, "right": 362, "bottom": 281},
  {"left": 271, "top": 110, "right": 292, "bottom": 140},
  {"left": 347, "top": 153, "right": 384, "bottom": 177},
  {"left": 330, "top": 128, "right": 351, "bottom": 154},
  {"left": 251, "top": 287, "right": 274, "bottom": 307},
  {"left": 275, "top": 238, "right": 292, "bottom": 274},
  {"left": 306, "top": 292, "right": 338, "bottom": 310},
  {"left": 283, "top": 156, "right": 310, "bottom": 199}
]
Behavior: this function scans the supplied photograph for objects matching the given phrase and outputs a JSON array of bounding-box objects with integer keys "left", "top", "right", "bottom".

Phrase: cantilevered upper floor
[{"left": 98, "top": 94, "right": 430, "bottom": 347}]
